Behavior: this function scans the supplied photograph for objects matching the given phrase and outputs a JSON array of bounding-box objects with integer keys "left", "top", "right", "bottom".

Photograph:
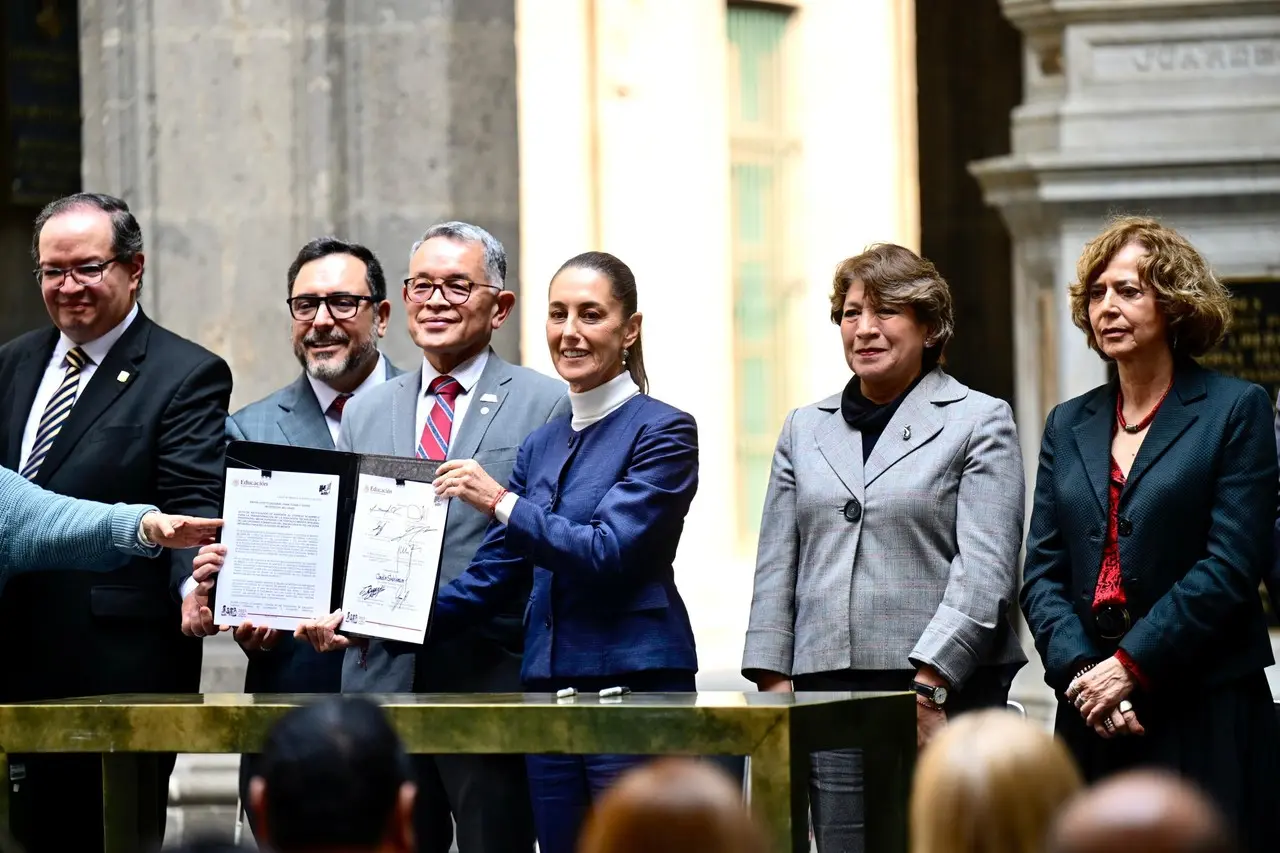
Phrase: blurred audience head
[
  {"left": 249, "top": 696, "right": 415, "bottom": 853},
  {"left": 577, "top": 758, "right": 765, "bottom": 853},
  {"left": 909, "top": 709, "right": 1083, "bottom": 853},
  {"left": 1047, "top": 769, "right": 1238, "bottom": 853}
]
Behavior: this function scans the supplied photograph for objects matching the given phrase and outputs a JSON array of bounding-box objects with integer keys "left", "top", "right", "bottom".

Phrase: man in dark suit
[
  {"left": 210, "top": 236, "right": 401, "bottom": 838},
  {"left": 0, "top": 192, "right": 231, "bottom": 851}
]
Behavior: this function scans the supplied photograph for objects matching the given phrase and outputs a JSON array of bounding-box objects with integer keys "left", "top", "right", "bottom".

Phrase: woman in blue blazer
[
  {"left": 1020, "top": 217, "right": 1279, "bottom": 852},
  {"left": 427, "top": 251, "right": 697, "bottom": 853},
  {"left": 0, "top": 465, "right": 221, "bottom": 584}
]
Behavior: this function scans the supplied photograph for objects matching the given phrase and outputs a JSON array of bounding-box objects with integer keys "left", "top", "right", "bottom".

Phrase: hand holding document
[
  {"left": 212, "top": 470, "right": 340, "bottom": 631},
  {"left": 210, "top": 442, "right": 451, "bottom": 642},
  {"left": 340, "top": 474, "right": 448, "bottom": 644}
]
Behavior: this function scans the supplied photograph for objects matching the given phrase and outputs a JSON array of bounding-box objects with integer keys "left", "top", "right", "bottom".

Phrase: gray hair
[{"left": 410, "top": 221, "right": 507, "bottom": 290}]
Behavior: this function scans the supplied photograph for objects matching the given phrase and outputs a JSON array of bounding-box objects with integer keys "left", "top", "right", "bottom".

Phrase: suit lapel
[
  {"left": 34, "top": 314, "right": 151, "bottom": 485},
  {"left": 863, "top": 369, "right": 956, "bottom": 488},
  {"left": 1122, "top": 367, "right": 1203, "bottom": 498},
  {"left": 1071, "top": 386, "right": 1116, "bottom": 517},
  {"left": 277, "top": 374, "right": 334, "bottom": 449},
  {"left": 449, "top": 353, "right": 511, "bottom": 461},
  {"left": 814, "top": 401, "right": 864, "bottom": 501},
  {"left": 5, "top": 330, "right": 57, "bottom": 469},
  {"left": 393, "top": 369, "right": 422, "bottom": 457}
]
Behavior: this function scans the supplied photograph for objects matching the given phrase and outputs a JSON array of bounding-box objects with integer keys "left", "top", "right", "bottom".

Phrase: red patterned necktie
[
  {"left": 417, "top": 375, "right": 461, "bottom": 461},
  {"left": 328, "top": 393, "right": 352, "bottom": 421}
]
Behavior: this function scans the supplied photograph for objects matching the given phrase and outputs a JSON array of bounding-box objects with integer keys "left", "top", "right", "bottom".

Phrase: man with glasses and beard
[{"left": 194, "top": 236, "right": 402, "bottom": 841}]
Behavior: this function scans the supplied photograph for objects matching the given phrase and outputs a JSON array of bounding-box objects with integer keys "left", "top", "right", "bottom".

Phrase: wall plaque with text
[{"left": 1197, "top": 279, "right": 1280, "bottom": 408}]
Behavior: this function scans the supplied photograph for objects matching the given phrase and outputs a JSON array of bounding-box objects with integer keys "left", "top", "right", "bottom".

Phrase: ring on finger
[
  {"left": 1118, "top": 699, "right": 1134, "bottom": 714},
  {"left": 1103, "top": 718, "right": 1114, "bottom": 731}
]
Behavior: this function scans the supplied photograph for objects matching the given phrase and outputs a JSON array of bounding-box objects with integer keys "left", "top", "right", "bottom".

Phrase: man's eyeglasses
[
  {"left": 34, "top": 255, "right": 127, "bottom": 287},
  {"left": 286, "top": 294, "right": 374, "bottom": 321},
  {"left": 403, "top": 276, "right": 501, "bottom": 306}
]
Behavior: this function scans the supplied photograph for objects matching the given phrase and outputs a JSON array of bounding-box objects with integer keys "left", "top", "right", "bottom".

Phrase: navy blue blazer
[
  {"left": 431, "top": 393, "right": 699, "bottom": 683},
  {"left": 1021, "top": 362, "right": 1276, "bottom": 694}
]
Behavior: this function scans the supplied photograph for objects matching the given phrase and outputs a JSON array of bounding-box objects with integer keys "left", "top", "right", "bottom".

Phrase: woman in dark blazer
[
  {"left": 411, "top": 251, "right": 697, "bottom": 853},
  {"left": 742, "top": 244, "right": 1027, "bottom": 853},
  {"left": 1020, "top": 216, "right": 1279, "bottom": 852}
]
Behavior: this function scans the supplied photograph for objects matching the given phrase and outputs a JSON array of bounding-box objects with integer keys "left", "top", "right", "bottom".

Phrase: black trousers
[{"left": 10, "top": 752, "right": 174, "bottom": 853}]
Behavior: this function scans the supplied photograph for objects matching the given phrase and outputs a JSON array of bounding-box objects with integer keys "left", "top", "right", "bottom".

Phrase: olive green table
[{"left": 0, "top": 691, "right": 914, "bottom": 853}]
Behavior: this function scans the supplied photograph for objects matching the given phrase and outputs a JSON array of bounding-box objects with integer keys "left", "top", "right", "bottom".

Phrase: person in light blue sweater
[{"left": 0, "top": 466, "right": 222, "bottom": 581}]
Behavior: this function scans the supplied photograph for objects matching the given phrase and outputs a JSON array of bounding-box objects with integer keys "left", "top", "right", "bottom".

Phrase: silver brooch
[{"left": 902, "top": 426, "right": 911, "bottom": 441}]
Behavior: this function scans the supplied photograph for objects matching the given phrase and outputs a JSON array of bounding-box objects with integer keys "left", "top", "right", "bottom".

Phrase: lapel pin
[
  {"left": 116, "top": 370, "right": 130, "bottom": 383},
  {"left": 480, "top": 406, "right": 490, "bottom": 415},
  {"left": 480, "top": 393, "right": 498, "bottom": 403},
  {"left": 902, "top": 425, "right": 911, "bottom": 441}
]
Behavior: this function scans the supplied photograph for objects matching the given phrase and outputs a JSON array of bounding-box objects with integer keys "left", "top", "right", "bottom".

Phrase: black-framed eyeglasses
[
  {"left": 286, "top": 294, "right": 374, "bottom": 321},
  {"left": 33, "top": 255, "right": 127, "bottom": 287},
  {"left": 403, "top": 276, "right": 501, "bottom": 305}
]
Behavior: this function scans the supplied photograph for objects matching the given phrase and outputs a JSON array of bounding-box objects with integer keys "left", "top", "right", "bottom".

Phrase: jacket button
[
  {"left": 1117, "top": 517, "right": 1133, "bottom": 537},
  {"left": 842, "top": 498, "right": 862, "bottom": 523}
]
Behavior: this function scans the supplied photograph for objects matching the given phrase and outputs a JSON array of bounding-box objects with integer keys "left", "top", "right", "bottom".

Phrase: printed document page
[
  {"left": 215, "top": 469, "right": 340, "bottom": 630},
  {"left": 341, "top": 473, "right": 448, "bottom": 643}
]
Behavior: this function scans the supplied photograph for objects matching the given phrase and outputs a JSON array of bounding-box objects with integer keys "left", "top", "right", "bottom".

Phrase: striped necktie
[
  {"left": 417, "top": 375, "right": 461, "bottom": 461},
  {"left": 21, "top": 347, "right": 89, "bottom": 480}
]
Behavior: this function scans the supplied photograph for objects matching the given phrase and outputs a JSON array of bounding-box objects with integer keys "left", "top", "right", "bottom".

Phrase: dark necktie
[
  {"left": 21, "top": 347, "right": 89, "bottom": 480},
  {"left": 328, "top": 393, "right": 352, "bottom": 421}
]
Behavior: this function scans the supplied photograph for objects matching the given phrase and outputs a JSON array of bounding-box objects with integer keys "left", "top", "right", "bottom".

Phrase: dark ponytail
[{"left": 553, "top": 251, "right": 648, "bottom": 394}]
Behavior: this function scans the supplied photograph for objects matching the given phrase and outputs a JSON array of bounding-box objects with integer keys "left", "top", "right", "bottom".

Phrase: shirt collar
[
  {"left": 54, "top": 302, "right": 140, "bottom": 367},
  {"left": 420, "top": 348, "right": 489, "bottom": 398},
  {"left": 307, "top": 353, "right": 388, "bottom": 415}
]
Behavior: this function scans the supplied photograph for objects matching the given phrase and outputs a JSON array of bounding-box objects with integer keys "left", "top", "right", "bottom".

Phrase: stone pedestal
[{"left": 972, "top": 0, "right": 1280, "bottom": 710}]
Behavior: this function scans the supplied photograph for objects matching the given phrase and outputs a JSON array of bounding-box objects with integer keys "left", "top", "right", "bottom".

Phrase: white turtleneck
[
  {"left": 493, "top": 371, "right": 640, "bottom": 524},
  {"left": 569, "top": 371, "right": 641, "bottom": 432}
]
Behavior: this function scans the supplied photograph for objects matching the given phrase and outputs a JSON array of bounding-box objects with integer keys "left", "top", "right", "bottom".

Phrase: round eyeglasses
[{"left": 403, "top": 276, "right": 502, "bottom": 305}]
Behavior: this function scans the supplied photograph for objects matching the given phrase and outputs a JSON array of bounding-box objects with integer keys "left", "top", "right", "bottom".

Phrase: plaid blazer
[
  {"left": 742, "top": 368, "right": 1027, "bottom": 688},
  {"left": 1021, "top": 362, "right": 1275, "bottom": 693}
]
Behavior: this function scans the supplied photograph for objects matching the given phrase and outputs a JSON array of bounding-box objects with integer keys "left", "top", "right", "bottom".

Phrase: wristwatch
[{"left": 912, "top": 680, "right": 948, "bottom": 707}]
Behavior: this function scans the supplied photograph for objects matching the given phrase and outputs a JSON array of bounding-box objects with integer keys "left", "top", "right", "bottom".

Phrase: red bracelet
[{"left": 487, "top": 488, "right": 508, "bottom": 517}]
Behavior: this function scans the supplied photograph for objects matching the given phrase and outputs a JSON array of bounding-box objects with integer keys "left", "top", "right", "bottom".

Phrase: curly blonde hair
[
  {"left": 829, "top": 243, "right": 955, "bottom": 361},
  {"left": 1069, "top": 216, "right": 1231, "bottom": 359}
]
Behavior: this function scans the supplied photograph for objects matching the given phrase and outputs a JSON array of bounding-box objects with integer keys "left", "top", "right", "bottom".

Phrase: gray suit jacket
[
  {"left": 338, "top": 349, "right": 570, "bottom": 692},
  {"left": 226, "top": 356, "right": 403, "bottom": 450},
  {"left": 224, "top": 356, "right": 403, "bottom": 694},
  {"left": 742, "top": 368, "right": 1027, "bottom": 688}
]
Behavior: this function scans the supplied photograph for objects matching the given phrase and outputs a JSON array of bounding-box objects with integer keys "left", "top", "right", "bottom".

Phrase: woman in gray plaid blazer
[{"left": 742, "top": 244, "right": 1027, "bottom": 853}]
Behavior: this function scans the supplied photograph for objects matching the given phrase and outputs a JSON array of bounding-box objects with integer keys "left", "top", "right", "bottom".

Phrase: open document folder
[{"left": 213, "top": 441, "right": 450, "bottom": 644}]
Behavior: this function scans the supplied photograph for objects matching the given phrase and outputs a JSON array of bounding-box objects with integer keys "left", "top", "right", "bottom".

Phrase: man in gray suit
[
  {"left": 336, "top": 221, "right": 567, "bottom": 853},
  {"left": 215, "top": 236, "right": 402, "bottom": 837}
]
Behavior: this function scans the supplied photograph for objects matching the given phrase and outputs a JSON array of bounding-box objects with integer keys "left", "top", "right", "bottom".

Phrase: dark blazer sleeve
[
  {"left": 503, "top": 410, "right": 698, "bottom": 581},
  {"left": 1020, "top": 405, "right": 1103, "bottom": 691},
  {"left": 430, "top": 438, "right": 537, "bottom": 640},
  {"left": 1119, "top": 385, "right": 1277, "bottom": 682},
  {"left": 157, "top": 354, "right": 233, "bottom": 590}
]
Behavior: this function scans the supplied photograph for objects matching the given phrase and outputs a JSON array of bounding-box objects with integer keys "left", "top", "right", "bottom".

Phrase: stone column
[
  {"left": 79, "top": 0, "right": 521, "bottom": 408},
  {"left": 972, "top": 0, "right": 1280, "bottom": 715},
  {"left": 78, "top": 1, "right": 520, "bottom": 840}
]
